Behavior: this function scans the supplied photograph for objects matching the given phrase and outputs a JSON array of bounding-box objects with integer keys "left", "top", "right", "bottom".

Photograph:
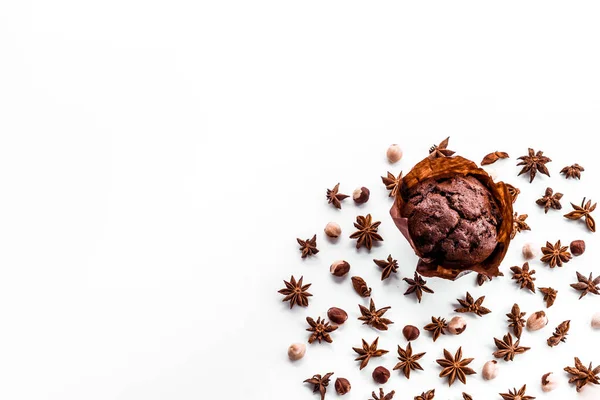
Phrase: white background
[{"left": 1, "top": 1, "right": 600, "bottom": 399}]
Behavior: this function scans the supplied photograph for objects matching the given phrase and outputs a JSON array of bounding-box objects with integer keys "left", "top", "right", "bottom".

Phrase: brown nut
[
  {"left": 386, "top": 144, "right": 403, "bottom": 163},
  {"left": 482, "top": 360, "right": 499, "bottom": 380},
  {"left": 402, "top": 325, "right": 420, "bottom": 341},
  {"left": 287, "top": 343, "right": 306, "bottom": 361},
  {"left": 327, "top": 307, "right": 348, "bottom": 325},
  {"left": 372, "top": 366, "right": 390, "bottom": 384},
  {"left": 330, "top": 260, "right": 350, "bottom": 277},
  {"left": 448, "top": 316, "right": 467, "bottom": 335},
  {"left": 570, "top": 240, "right": 585, "bottom": 256},
  {"left": 324, "top": 222, "right": 342, "bottom": 238},
  {"left": 541, "top": 372, "right": 558, "bottom": 392},
  {"left": 527, "top": 311, "right": 548, "bottom": 331},
  {"left": 352, "top": 187, "right": 370, "bottom": 204},
  {"left": 334, "top": 377, "right": 351, "bottom": 395}
]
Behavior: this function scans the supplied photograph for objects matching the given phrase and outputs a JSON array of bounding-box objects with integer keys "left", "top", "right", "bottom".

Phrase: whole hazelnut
[
  {"left": 287, "top": 343, "right": 306, "bottom": 361},
  {"left": 386, "top": 144, "right": 403, "bottom": 163},
  {"left": 402, "top": 325, "right": 420, "bottom": 341},
  {"left": 372, "top": 366, "right": 390, "bottom": 384},
  {"left": 447, "top": 316, "right": 467, "bottom": 335},
  {"left": 334, "top": 377, "right": 351, "bottom": 395},
  {"left": 352, "top": 187, "right": 370, "bottom": 204},
  {"left": 324, "top": 222, "right": 342, "bottom": 238},
  {"left": 541, "top": 372, "right": 558, "bottom": 392},
  {"left": 482, "top": 360, "right": 499, "bottom": 380},
  {"left": 327, "top": 307, "right": 348, "bottom": 325},
  {"left": 527, "top": 311, "right": 549, "bottom": 331},
  {"left": 330, "top": 260, "right": 351, "bottom": 277},
  {"left": 592, "top": 312, "right": 600, "bottom": 329},
  {"left": 522, "top": 243, "right": 539, "bottom": 260},
  {"left": 570, "top": 240, "right": 586, "bottom": 256}
]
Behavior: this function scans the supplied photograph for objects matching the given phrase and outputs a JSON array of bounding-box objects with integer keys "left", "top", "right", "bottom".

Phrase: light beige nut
[
  {"left": 541, "top": 372, "right": 558, "bottom": 392},
  {"left": 324, "top": 222, "right": 342, "bottom": 238},
  {"left": 386, "top": 144, "right": 403, "bottom": 163},
  {"left": 522, "top": 243, "right": 539, "bottom": 260},
  {"left": 527, "top": 311, "right": 548, "bottom": 331},
  {"left": 448, "top": 316, "right": 467, "bottom": 335},
  {"left": 482, "top": 360, "right": 499, "bottom": 380},
  {"left": 592, "top": 312, "right": 600, "bottom": 329},
  {"left": 288, "top": 343, "right": 306, "bottom": 361}
]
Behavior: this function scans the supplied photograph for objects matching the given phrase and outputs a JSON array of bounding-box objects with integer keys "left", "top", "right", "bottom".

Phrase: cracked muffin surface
[{"left": 403, "top": 175, "right": 500, "bottom": 265}]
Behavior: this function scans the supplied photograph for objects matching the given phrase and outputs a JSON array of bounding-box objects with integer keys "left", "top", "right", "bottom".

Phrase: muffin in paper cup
[{"left": 390, "top": 155, "right": 513, "bottom": 280}]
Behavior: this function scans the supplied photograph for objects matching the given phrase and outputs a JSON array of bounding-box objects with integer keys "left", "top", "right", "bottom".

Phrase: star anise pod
[
  {"left": 499, "top": 385, "right": 536, "bottom": 400},
  {"left": 506, "top": 303, "right": 526, "bottom": 338},
  {"left": 278, "top": 275, "right": 312, "bottom": 308},
  {"left": 373, "top": 255, "right": 399, "bottom": 280},
  {"left": 370, "top": 388, "right": 395, "bottom": 400},
  {"left": 510, "top": 262, "right": 536, "bottom": 293},
  {"left": 381, "top": 171, "right": 403, "bottom": 198},
  {"left": 358, "top": 298, "right": 394, "bottom": 330},
  {"left": 326, "top": 183, "right": 349, "bottom": 209},
  {"left": 476, "top": 272, "right": 504, "bottom": 286},
  {"left": 539, "top": 287, "right": 557, "bottom": 307},
  {"left": 297, "top": 235, "right": 319, "bottom": 258},
  {"left": 462, "top": 394, "right": 472, "bottom": 400},
  {"left": 429, "top": 137, "right": 455, "bottom": 159},
  {"left": 570, "top": 271, "right": 600, "bottom": 299},
  {"left": 506, "top": 183, "right": 520, "bottom": 203},
  {"left": 561, "top": 163, "right": 584, "bottom": 179},
  {"left": 493, "top": 332, "right": 530, "bottom": 361},
  {"left": 436, "top": 347, "right": 476, "bottom": 386},
  {"left": 536, "top": 187, "right": 563, "bottom": 213},
  {"left": 414, "top": 390, "right": 435, "bottom": 400},
  {"left": 517, "top": 148, "right": 551, "bottom": 182},
  {"left": 481, "top": 151, "right": 509, "bottom": 165},
  {"left": 564, "top": 357, "right": 600, "bottom": 392},
  {"left": 393, "top": 342, "right": 425, "bottom": 378},
  {"left": 349, "top": 214, "right": 383, "bottom": 250},
  {"left": 564, "top": 197, "right": 596, "bottom": 232},
  {"left": 547, "top": 320, "right": 570, "bottom": 347},
  {"left": 351, "top": 276, "right": 372, "bottom": 297},
  {"left": 303, "top": 372, "right": 334, "bottom": 400},
  {"left": 455, "top": 292, "right": 491, "bottom": 317},
  {"left": 540, "top": 240, "right": 572, "bottom": 268},
  {"left": 306, "top": 316, "right": 338, "bottom": 344},
  {"left": 424, "top": 316, "right": 448, "bottom": 342},
  {"left": 352, "top": 337, "right": 388, "bottom": 370},
  {"left": 511, "top": 213, "right": 530, "bottom": 239},
  {"left": 403, "top": 272, "right": 434, "bottom": 303}
]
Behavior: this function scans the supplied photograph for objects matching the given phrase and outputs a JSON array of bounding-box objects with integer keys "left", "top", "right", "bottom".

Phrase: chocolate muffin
[{"left": 403, "top": 175, "right": 500, "bottom": 266}]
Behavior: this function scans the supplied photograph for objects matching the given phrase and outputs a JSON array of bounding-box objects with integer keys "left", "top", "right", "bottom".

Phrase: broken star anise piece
[
  {"left": 297, "top": 235, "right": 319, "bottom": 258},
  {"left": 455, "top": 292, "right": 491, "bottom": 317},
  {"left": 511, "top": 262, "right": 536, "bottom": 293},
  {"left": 499, "top": 385, "right": 536, "bottom": 400},
  {"left": 403, "top": 272, "right": 434, "bottom": 303},
  {"left": 462, "top": 394, "right": 473, "bottom": 400},
  {"left": 306, "top": 316, "right": 338, "bottom": 344},
  {"left": 352, "top": 337, "right": 389, "bottom": 370},
  {"left": 536, "top": 187, "right": 563, "bottom": 213},
  {"left": 414, "top": 390, "right": 435, "bottom": 400},
  {"left": 481, "top": 151, "right": 509, "bottom": 165},
  {"left": 326, "top": 183, "right": 349, "bottom": 209},
  {"left": 278, "top": 275, "right": 312, "bottom": 308},
  {"left": 436, "top": 347, "right": 476, "bottom": 386},
  {"left": 564, "top": 357, "right": 600, "bottom": 392},
  {"left": 570, "top": 272, "right": 600, "bottom": 299},
  {"left": 506, "top": 303, "right": 526, "bottom": 338},
  {"left": 393, "top": 342, "right": 425, "bottom": 379},
  {"left": 303, "top": 372, "right": 334, "bottom": 400},
  {"left": 493, "top": 332, "right": 530, "bottom": 361},
  {"left": 424, "top": 316, "right": 448, "bottom": 342},
  {"left": 561, "top": 163, "right": 584, "bottom": 179},
  {"left": 540, "top": 240, "right": 572, "bottom": 268},
  {"left": 349, "top": 214, "right": 383, "bottom": 250},
  {"left": 358, "top": 298, "right": 394, "bottom": 331},
  {"left": 373, "top": 254, "right": 399, "bottom": 280},
  {"left": 564, "top": 197, "right": 596, "bottom": 232},
  {"left": 547, "top": 320, "right": 570, "bottom": 347},
  {"left": 381, "top": 171, "right": 403, "bottom": 198},
  {"left": 539, "top": 287, "right": 557, "bottom": 307},
  {"left": 517, "top": 148, "right": 552, "bottom": 183},
  {"left": 511, "top": 213, "right": 531, "bottom": 239},
  {"left": 477, "top": 272, "right": 504, "bottom": 286},
  {"left": 370, "top": 388, "right": 395, "bottom": 400},
  {"left": 506, "top": 183, "right": 520, "bottom": 203},
  {"left": 429, "top": 137, "right": 455, "bottom": 159},
  {"left": 351, "top": 276, "right": 372, "bottom": 297}
]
